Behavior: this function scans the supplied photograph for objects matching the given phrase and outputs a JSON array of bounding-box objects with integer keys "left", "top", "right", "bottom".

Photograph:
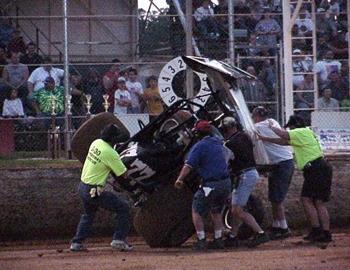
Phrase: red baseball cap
[{"left": 192, "top": 120, "right": 211, "bottom": 133}]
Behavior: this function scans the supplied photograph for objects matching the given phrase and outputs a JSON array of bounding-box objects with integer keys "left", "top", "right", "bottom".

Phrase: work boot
[
  {"left": 303, "top": 228, "right": 322, "bottom": 241},
  {"left": 269, "top": 227, "right": 282, "bottom": 240},
  {"left": 193, "top": 238, "right": 207, "bottom": 251},
  {"left": 70, "top": 242, "right": 87, "bottom": 252},
  {"left": 317, "top": 231, "right": 332, "bottom": 243},
  {"left": 279, "top": 228, "right": 292, "bottom": 239},
  {"left": 248, "top": 232, "right": 270, "bottom": 248},
  {"left": 224, "top": 235, "right": 240, "bottom": 248},
  {"left": 111, "top": 240, "right": 133, "bottom": 251},
  {"left": 208, "top": 238, "right": 225, "bottom": 249}
]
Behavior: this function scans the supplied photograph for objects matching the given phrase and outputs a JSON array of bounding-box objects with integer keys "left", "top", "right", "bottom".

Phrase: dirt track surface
[{"left": 1, "top": 231, "right": 350, "bottom": 270}]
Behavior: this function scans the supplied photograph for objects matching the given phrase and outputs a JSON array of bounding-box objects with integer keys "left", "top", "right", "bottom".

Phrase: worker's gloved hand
[{"left": 174, "top": 179, "right": 184, "bottom": 190}]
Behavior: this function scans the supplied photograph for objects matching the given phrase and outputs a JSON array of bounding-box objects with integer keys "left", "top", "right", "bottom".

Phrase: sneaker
[
  {"left": 303, "top": 229, "right": 322, "bottom": 241},
  {"left": 279, "top": 228, "right": 292, "bottom": 239},
  {"left": 269, "top": 227, "right": 282, "bottom": 240},
  {"left": 224, "top": 236, "right": 239, "bottom": 248},
  {"left": 208, "top": 238, "right": 225, "bottom": 249},
  {"left": 111, "top": 240, "right": 133, "bottom": 251},
  {"left": 317, "top": 231, "right": 332, "bottom": 243},
  {"left": 70, "top": 242, "right": 87, "bottom": 252},
  {"left": 248, "top": 232, "right": 270, "bottom": 248},
  {"left": 193, "top": 238, "right": 207, "bottom": 251}
]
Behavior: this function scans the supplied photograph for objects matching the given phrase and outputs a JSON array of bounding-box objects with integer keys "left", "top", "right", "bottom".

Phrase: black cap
[
  {"left": 44, "top": 76, "right": 55, "bottom": 84},
  {"left": 100, "top": 124, "right": 129, "bottom": 144},
  {"left": 284, "top": 115, "right": 306, "bottom": 128}
]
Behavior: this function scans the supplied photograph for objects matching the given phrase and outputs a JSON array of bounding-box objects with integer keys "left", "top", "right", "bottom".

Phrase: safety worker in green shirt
[
  {"left": 257, "top": 115, "right": 332, "bottom": 243},
  {"left": 70, "top": 124, "right": 133, "bottom": 251}
]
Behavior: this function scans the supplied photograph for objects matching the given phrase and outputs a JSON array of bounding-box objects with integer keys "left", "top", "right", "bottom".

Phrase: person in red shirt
[{"left": 102, "top": 59, "right": 120, "bottom": 112}]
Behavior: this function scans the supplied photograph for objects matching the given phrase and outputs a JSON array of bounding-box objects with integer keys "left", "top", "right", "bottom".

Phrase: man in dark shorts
[
  {"left": 252, "top": 107, "right": 294, "bottom": 239},
  {"left": 219, "top": 117, "right": 269, "bottom": 248},
  {"left": 174, "top": 120, "right": 231, "bottom": 250},
  {"left": 258, "top": 115, "right": 332, "bottom": 242}
]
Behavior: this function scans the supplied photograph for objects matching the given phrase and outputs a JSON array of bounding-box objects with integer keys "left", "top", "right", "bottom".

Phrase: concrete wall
[
  {"left": 2, "top": 0, "right": 138, "bottom": 62},
  {"left": 0, "top": 155, "right": 349, "bottom": 241}
]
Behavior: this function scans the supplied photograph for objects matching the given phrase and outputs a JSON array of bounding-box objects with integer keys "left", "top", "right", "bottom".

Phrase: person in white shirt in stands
[
  {"left": 126, "top": 68, "right": 143, "bottom": 114},
  {"left": 314, "top": 50, "right": 341, "bottom": 89},
  {"left": 292, "top": 48, "right": 313, "bottom": 89},
  {"left": 27, "top": 56, "right": 64, "bottom": 95},
  {"left": 2, "top": 88, "right": 24, "bottom": 117},
  {"left": 317, "top": 88, "right": 339, "bottom": 111},
  {"left": 252, "top": 106, "right": 294, "bottom": 240},
  {"left": 193, "top": 0, "right": 219, "bottom": 39},
  {"left": 114, "top": 77, "right": 131, "bottom": 115}
]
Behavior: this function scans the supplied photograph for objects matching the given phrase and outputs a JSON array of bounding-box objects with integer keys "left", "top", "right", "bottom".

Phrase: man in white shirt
[
  {"left": 114, "top": 77, "right": 131, "bottom": 115},
  {"left": 252, "top": 106, "right": 294, "bottom": 240},
  {"left": 317, "top": 88, "right": 339, "bottom": 111},
  {"left": 193, "top": 0, "right": 219, "bottom": 38},
  {"left": 27, "top": 56, "right": 64, "bottom": 95},
  {"left": 292, "top": 49, "right": 313, "bottom": 88},
  {"left": 126, "top": 68, "right": 143, "bottom": 114},
  {"left": 314, "top": 50, "right": 341, "bottom": 88}
]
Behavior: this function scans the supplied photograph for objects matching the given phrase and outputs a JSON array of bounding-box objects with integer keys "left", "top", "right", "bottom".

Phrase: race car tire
[
  {"left": 71, "top": 112, "right": 130, "bottom": 163},
  {"left": 223, "top": 195, "right": 265, "bottom": 239},
  {"left": 133, "top": 184, "right": 195, "bottom": 247}
]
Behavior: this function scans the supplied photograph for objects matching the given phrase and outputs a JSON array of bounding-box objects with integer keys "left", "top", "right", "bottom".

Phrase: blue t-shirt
[{"left": 186, "top": 136, "right": 229, "bottom": 183}]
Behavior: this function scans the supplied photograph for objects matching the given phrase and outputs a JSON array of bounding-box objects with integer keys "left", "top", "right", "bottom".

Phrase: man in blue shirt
[{"left": 175, "top": 120, "right": 231, "bottom": 250}]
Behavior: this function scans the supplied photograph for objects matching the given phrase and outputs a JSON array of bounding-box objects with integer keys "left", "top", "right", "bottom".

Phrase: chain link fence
[{"left": 0, "top": 0, "right": 349, "bottom": 158}]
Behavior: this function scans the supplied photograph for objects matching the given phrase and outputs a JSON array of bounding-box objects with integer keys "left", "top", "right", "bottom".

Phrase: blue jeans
[
  {"left": 72, "top": 182, "right": 131, "bottom": 243},
  {"left": 232, "top": 169, "right": 259, "bottom": 207}
]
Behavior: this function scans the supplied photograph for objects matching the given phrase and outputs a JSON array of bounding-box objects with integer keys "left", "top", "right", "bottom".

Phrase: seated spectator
[
  {"left": 32, "top": 76, "right": 64, "bottom": 117},
  {"left": 103, "top": 58, "right": 120, "bottom": 112},
  {"left": 143, "top": 75, "right": 164, "bottom": 116},
  {"left": 239, "top": 65, "right": 268, "bottom": 110},
  {"left": 246, "top": 33, "right": 261, "bottom": 57},
  {"left": 295, "top": 7, "right": 313, "bottom": 36},
  {"left": 326, "top": 71, "right": 349, "bottom": 102},
  {"left": 7, "top": 29, "right": 26, "bottom": 54},
  {"left": 255, "top": 11, "right": 281, "bottom": 55},
  {"left": 2, "top": 88, "right": 24, "bottom": 117},
  {"left": 317, "top": 35, "right": 331, "bottom": 59},
  {"left": 126, "top": 68, "right": 144, "bottom": 114},
  {"left": 114, "top": 77, "right": 131, "bottom": 115},
  {"left": 194, "top": 0, "right": 220, "bottom": 39},
  {"left": 316, "top": 10, "right": 337, "bottom": 37},
  {"left": 317, "top": 88, "right": 339, "bottom": 111},
  {"left": 291, "top": 25, "right": 307, "bottom": 52},
  {"left": 20, "top": 42, "right": 43, "bottom": 73},
  {"left": 292, "top": 48, "right": 312, "bottom": 89},
  {"left": 83, "top": 68, "right": 104, "bottom": 114},
  {"left": 27, "top": 56, "right": 64, "bottom": 95},
  {"left": 328, "top": 31, "right": 348, "bottom": 60},
  {"left": 0, "top": 18, "right": 15, "bottom": 46},
  {"left": 295, "top": 74, "right": 314, "bottom": 124},
  {"left": 2, "top": 51, "right": 29, "bottom": 99},
  {"left": 245, "top": 2, "right": 263, "bottom": 33},
  {"left": 314, "top": 50, "right": 341, "bottom": 89}
]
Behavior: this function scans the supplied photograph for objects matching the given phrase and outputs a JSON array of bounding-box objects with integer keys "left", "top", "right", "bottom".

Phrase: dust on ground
[{"left": 1, "top": 231, "right": 349, "bottom": 270}]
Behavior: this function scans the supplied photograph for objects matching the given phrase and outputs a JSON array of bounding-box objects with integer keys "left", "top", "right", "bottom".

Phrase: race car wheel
[
  {"left": 223, "top": 195, "right": 265, "bottom": 239},
  {"left": 133, "top": 184, "right": 195, "bottom": 247}
]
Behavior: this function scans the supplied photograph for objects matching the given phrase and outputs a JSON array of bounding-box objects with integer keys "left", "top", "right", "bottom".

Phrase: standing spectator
[
  {"left": 70, "top": 124, "right": 132, "bottom": 252},
  {"left": 317, "top": 88, "right": 339, "bottom": 111},
  {"left": 193, "top": 0, "right": 220, "bottom": 39},
  {"left": 238, "top": 66, "right": 268, "bottom": 110},
  {"left": 126, "top": 68, "right": 143, "bottom": 114},
  {"left": 326, "top": 71, "right": 349, "bottom": 102},
  {"left": 174, "top": 120, "right": 231, "bottom": 250},
  {"left": 2, "top": 88, "right": 24, "bottom": 117},
  {"left": 255, "top": 11, "right": 281, "bottom": 55},
  {"left": 103, "top": 59, "right": 120, "bottom": 112},
  {"left": 2, "top": 51, "right": 29, "bottom": 99},
  {"left": 220, "top": 117, "right": 270, "bottom": 248},
  {"left": 114, "top": 77, "right": 131, "bottom": 115},
  {"left": 252, "top": 107, "right": 294, "bottom": 239},
  {"left": 295, "top": 7, "right": 313, "bottom": 36},
  {"left": 258, "top": 115, "right": 333, "bottom": 243},
  {"left": 314, "top": 50, "right": 341, "bottom": 89},
  {"left": 292, "top": 48, "right": 312, "bottom": 89},
  {"left": 32, "top": 76, "right": 64, "bottom": 117},
  {"left": 143, "top": 75, "right": 164, "bottom": 116},
  {"left": 83, "top": 68, "right": 105, "bottom": 114},
  {"left": 27, "top": 56, "right": 64, "bottom": 94},
  {"left": 7, "top": 29, "right": 26, "bottom": 54},
  {"left": 20, "top": 42, "right": 43, "bottom": 73}
]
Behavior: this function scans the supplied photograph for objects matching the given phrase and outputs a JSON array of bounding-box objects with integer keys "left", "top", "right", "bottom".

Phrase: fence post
[
  {"left": 228, "top": 0, "right": 234, "bottom": 65},
  {"left": 62, "top": 0, "right": 71, "bottom": 159}
]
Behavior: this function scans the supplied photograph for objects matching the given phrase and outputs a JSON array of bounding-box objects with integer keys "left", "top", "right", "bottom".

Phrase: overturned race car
[{"left": 71, "top": 56, "right": 270, "bottom": 247}]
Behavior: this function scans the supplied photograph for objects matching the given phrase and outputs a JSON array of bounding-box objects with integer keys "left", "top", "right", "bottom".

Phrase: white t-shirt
[
  {"left": 2, "top": 98, "right": 24, "bottom": 117},
  {"left": 314, "top": 60, "right": 341, "bottom": 82},
  {"left": 292, "top": 58, "right": 312, "bottom": 87},
  {"left": 28, "top": 67, "right": 64, "bottom": 91},
  {"left": 255, "top": 119, "right": 293, "bottom": 164},
  {"left": 126, "top": 81, "right": 143, "bottom": 109},
  {"left": 194, "top": 6, "right": 214, "bottom": 22},
  {"left": 295, "top": 18, "right": 313, "bottom": 35},
  {"left": 114, "top": 89, "right": 131, "bottom": 114}
]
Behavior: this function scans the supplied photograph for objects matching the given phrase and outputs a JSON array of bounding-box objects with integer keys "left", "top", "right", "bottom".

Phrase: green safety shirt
[
  {"left": 81, "top": 139, "right": 127, "bottom": 186},
  {"left": 288, "top": 127, "right": 323, "bottom": 170}
]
